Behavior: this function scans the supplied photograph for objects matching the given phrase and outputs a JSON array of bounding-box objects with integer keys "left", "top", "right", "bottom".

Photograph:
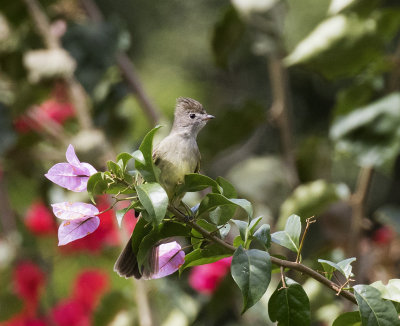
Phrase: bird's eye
[{"left": 190, "top": 113, "right": 196, "bottom": 119}]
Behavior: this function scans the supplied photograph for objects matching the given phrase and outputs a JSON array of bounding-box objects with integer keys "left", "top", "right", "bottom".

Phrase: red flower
[
  {"left": 189, "top": 257, "right": 232, "bottom": 294},
  {"left": 59, "top": 196, "right": 119, "bottom": 253},
  {"left": 25, "top": 201, "right": 56, "bottom": 236},
  {"left": 14, "top": 83, "right": 75, "bottom": 134},
  {"left": 72, "top": 270, "right": 109, "bottom": 311},
  {"left": 51, "top": 299, "right": 89, "bottom": 326},
  {"left": 13, "top": 262, "right": 46, "bottom": 314},
  {"left": 372, "top": 226, "right": 395, "bottom": 246}
]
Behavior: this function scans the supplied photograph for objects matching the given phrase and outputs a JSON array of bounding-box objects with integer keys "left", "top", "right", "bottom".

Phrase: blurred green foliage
[{"left": 1, "top": 0, "right": 400, "bottom": 325}]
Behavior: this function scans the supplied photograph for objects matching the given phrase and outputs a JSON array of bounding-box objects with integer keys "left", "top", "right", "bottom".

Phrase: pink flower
[
  {"left": 51, "top": 202, "right": 100, "bottom": 246},
  {"left": 13, "top": 261, "right": 46, "bottom": 314},
  {"left": 51, "top": 269, "right": 109, "bottom": 326},
  {"left": 24, "top": 201, "right": 56, "bottom": 236},
  {"left": 45, "top": 144, "right": 96, "bottom": 192},
  {"left": 72, "top": 270, "right": 109, "bottom": 310},
  {"left": 51, "top": 299, "right": 89, "bottom": 326},
  {"left": 189, "top": 257, "right": 232, "bottom": 294},
  {"left": 144, "top": 241, "right": 185, "bottom": 280},
  {"left": 59, "top": 196, "right": 119, "bottom": 253}
]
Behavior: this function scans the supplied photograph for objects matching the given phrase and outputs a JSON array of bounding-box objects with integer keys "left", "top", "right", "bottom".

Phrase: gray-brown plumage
[{"left": 114, "top": 97, "right": 214, "bottom": 278}]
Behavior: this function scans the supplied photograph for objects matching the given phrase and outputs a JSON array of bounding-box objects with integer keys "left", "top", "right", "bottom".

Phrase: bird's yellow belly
[{"left": 158, "top": 155, "right": 197, "bottom": 199}]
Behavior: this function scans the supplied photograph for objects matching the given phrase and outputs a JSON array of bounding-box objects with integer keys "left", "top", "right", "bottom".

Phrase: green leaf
[
  {"left": 0, "top": 293, "right": 23, "bottom": 321},
  {"left": 116, "top": 202, "right": 136, "bottom": 228},
  {"left": 233, "top": 235, "right": 244, "bottom": 247},
  {"left": 253, "top": 224, "right": 271, "bottom": 249},
  {"left": 371, "top": 279, "right": 400, "bottom": 303},
  {"left": 248, "top": 216, "right": 263, "bottom": 234},
  {"left": 332, "top": 311, "right": 361, "bottom": 326},
  {"left": 136, "top": 183, "right": 168, "bottom": 225},
  {"left": 136, "top": 221, "right": 190, "bottom": 269},
  {"left": 284, "top": 15, "right": 385, "bottom": 79},
  {"left": 180, "top": 243, "right": 232, "bottom": 271},
  {"left": 107, "top": 160, "right": 123, "bottom": 178},
  {"left": 229, "top": 198, "right": 253, "bottom": 218},
  {"left": 219, "top": 223, "right": 231, "bottom": 239},
  {"left": 87, "top": 172, "right": 108, "bottom": 203},
  {"left": 231, "top": 246, "right": 271, "bottom": 313},
  {"left": 209, "top": 205, "right": 236, "bottom": 225},
  {"left": 212, "top": 6, "right": 245, "bottom": 68},
  {"left": 131, "top": 217, "right": 153, "bottom": 256},
  {"left": 271, "top": 214, "right": 301, "bottom": 253},
  {"left": 176, "top": 173, "right": 219, "bottom": 197},
  {"left": 337, "top": 257, "right": 357, "bottom": 279},
  {"left": 92, "top": 291, "right": 128, "bottom": 326},
  {"left": 131, "top": 149, "right": 145, "bottom": 164},
  {"left": 197, "top": 193, "right": 234, "bottom": 217},
  {"left": 318, "top": 259, "right": 337, "bottom": 280},
  {"left": 353, "top": 284, "right": 400, "bottom": 326},
  {"left": 216, "top": 176, "right": 237, "bottom": 198},
  {"left": 278, "top": 180, "right": 348, "bottom": 228},
  {"left": 268, "top": 277, "right": 311, "bottom": 326},
  {"left": 116, "top": 152, "right": 133, "bottom": 171},
  {"left": 318, "top": 257, "right": 356, "bottom": 279},
  {"left": 135, "top": 126, "right": 162, "bottom": 182},
  {"left": 330, "top": 93, "right": 400, "bottom": 169},
  {"left": 232, "top": 219, "right": 248, "bottom": 242}
]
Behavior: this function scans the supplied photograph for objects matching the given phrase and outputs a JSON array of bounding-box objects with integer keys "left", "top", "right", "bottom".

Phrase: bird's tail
[{"left": 114, "top": 237, "right": 141, "bottom": 279}]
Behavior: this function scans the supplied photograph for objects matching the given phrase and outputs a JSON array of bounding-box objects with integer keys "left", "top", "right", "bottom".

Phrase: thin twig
[
  {"left": 267, "top": 55, "right": 299, "bottom": 188},
  {"left": 23, "top": 0, "right": 59, "bottom": 49},
  {"left": 168, "top": 206, "right": 357, "bottom": 305},
  {"left": 279, "top": 266, "right": 287, "bottom": 290},
  {"left": 80, "top": 0, "right": 163, "bottom": 126},
  {"left": 23, "top": 0, "right": 93, "bottom": 130},
  {"left": 348, "top": 166, "right": 374, "bottom": 265},
  {"left": 296, "top": 216, "right": 316, "bottom": 263},
  {"left": 336, "top": 278, "right": 354, "bottom": 296}
]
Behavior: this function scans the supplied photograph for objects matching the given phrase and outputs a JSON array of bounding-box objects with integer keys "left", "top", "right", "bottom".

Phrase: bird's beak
[{"left": 203, "top": 114, "right": 215, "bottom": 121}]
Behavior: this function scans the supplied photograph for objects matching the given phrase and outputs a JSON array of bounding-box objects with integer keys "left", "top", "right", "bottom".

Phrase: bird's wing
[
  {"left": 194, "top": 152, "right": 201, "bottom": 173},
  {"left": 152, "top": 149, "right": 161, "bottom": 166}
]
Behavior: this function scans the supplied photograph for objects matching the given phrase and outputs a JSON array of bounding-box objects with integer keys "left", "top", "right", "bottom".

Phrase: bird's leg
[
  {"left": 169, "top": 198, "right": 194, "bottom": 222},
  {"left": 181, "top": 201, "right": 194, "bottom": 220}
]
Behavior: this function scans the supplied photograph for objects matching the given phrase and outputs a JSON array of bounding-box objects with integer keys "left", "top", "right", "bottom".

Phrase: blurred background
[{"left": 1, "top": 0, "right": 400, "bottom": 325}]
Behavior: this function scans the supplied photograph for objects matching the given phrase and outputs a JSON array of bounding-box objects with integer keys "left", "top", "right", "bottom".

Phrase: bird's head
[{"left": 172, "top": 97, "right": 214, "bottom": 136}]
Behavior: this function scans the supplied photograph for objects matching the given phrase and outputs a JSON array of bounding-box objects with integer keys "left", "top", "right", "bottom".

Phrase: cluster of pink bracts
[
  {"left": 44, "top": 145, "right": 232, "bottom": 284},
  {"left": 45, "top": 145, "right": 187, "bottom": 279}
]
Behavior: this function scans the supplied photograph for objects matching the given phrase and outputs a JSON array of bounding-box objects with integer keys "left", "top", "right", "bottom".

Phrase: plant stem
[
  {"left": 168, "top": 206, "right": 357, "bottom": 305},
  {"left": 280, "top": 266, "right": 287, "bottom": 289},
  {"left": 0, "top": 173, "right": 16, "bottom": 235},
  {"left": 296, "top": 217, "right": 316, "bottom": 263}
]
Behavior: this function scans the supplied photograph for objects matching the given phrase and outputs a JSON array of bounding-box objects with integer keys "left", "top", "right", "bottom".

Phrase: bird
[{"left": 114, "top": 97, "right": 215, "bottom": 278}]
